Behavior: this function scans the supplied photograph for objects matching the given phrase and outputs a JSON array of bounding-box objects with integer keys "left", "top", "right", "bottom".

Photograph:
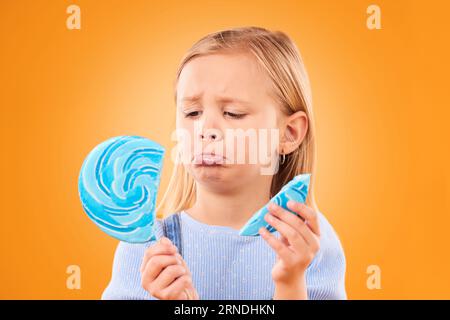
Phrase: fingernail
[
  {"left": 161, "top": 237, "right": 171, "bottom": 245},
  {"left": 175, "top": 253, "right": 182, "bottom": 264}
]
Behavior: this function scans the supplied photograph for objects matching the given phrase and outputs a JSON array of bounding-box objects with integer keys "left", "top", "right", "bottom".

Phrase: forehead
[{"left": 176, "top": 52, "right": 273, "bottom": 104}]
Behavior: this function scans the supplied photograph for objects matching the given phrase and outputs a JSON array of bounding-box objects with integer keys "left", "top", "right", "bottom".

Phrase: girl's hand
[
  {"left": 259, "top": 200, "right": 321, "bottom": 299},
  {"left": 140, "top": 237, "right": 199, "bottom": 300}
]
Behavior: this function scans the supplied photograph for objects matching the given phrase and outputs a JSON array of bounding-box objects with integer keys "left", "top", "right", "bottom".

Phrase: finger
[
  {"left": 259, "top": 227, "right": 295, "bottom": 265},
  {"left": 287, "top": 201, "right": 321, "bottom": 236},
  {"left": 268, "top": 203, "right": 308, "bottom": 238},
  {"left": 165, "top": 252, "right": 196, "bottom": 291},
  {"left": 140, "top": 239, "right": 178, "bottom": 274},
  {"left": 189, "top": 285, "right": 200, "bottom": 300},
  {"left": 264, "top": 209, "right": 308, "bottom": 252},
  {"left": 184, "top": 278, "right": 199, "bottom": 300},
  {"left": 268, "top": 208, "right": 292, "bottom": 248},
  {"left": 269, "top": 203, "right": 318, "bottom": 247},
  {"left": 182, "top": 288, "right": 191, "bottom": 300},
  {"left": 140, "top": 238, "right": 178, "bottom": 272},
  {"left": 151, "top": 263, "right": 187, "bottom": 290},
  {"left": 181, "top": 284, "right": 196, "bottom": 300},
  {"left": 280, "top": 234, "right": 290, "bottom": 248},
  {"left": 159, "top": 274, "right": 192, "bottom": 300},
  {"left": 141, "top": 254, "right": 181, "bottom": 285},
  {"left": 175, "top": 252, "right": 192, "bottom": 276}
]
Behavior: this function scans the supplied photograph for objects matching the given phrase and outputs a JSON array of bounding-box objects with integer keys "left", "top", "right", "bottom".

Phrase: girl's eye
[
  {"left": 224, "top": 111, "right": 246, "bottom": 119},
  {"left": 184, "top": 110, "right": 246, "bottom": 119},
  {"left": 184, "top": 111, "right": 201, "bottom": 118}
]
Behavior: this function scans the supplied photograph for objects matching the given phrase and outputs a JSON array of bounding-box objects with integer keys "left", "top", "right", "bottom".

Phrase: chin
[
  {"left": 191, "top": 164, "right": 228, "bottom": 183},
  {"left": 189, "top": 164, "right": 260, "bottom": 192}
]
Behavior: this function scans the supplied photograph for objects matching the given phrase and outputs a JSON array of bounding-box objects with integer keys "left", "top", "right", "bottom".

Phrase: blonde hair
[{"left": 157, "top": 26, "right": 318, "bottom": 218}]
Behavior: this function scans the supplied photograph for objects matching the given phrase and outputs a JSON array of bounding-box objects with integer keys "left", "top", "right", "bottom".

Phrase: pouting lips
[{"left": 193, "top": 153, "right": 226, "bottom": 165}]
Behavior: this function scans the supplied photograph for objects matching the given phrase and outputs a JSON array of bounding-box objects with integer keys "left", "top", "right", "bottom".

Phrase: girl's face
[{"left": 175, "top": 52, "right": 283, "bottom": 192}]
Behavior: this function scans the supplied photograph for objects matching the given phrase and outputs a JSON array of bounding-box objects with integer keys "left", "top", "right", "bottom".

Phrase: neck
[{"left": 185, "top": 176, "right": 273, "bottom": 230}]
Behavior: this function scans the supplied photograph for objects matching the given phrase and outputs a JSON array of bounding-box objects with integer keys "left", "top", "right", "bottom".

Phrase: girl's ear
[{"left": 280, "top": 110, "right": 308, "bottom": 155}]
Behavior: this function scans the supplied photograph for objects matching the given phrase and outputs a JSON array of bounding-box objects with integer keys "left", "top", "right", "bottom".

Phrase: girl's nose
[
  {"left": 200, "top": 131, "right": 220, "bottom": 141},
  {"left": 196, "top": 111, "right": 223, "bottom": 141}
]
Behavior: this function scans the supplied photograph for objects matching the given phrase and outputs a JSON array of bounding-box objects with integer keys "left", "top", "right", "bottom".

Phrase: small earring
[{"left": 280, "top": 151, "right": 286, "bottom": 164}]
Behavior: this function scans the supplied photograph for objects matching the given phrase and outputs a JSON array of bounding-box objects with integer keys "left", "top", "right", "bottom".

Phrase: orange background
[{"left": 1, "top": 0, "right": 449, "bottom": 299}]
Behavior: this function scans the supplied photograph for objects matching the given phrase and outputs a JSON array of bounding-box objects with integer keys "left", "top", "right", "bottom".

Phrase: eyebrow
[
  {"left": 181, "top": 94, "right": 251, "bottom": 105},
  {"left": 181, "top": 94, "right": 202, "bottom": 103}
]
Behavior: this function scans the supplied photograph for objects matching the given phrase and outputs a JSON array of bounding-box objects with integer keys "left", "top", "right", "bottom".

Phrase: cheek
[
  {"left": 236, "top": 110, "right": 278, "bottom": 133},
  {"left": 241, "top": 114, "right": 279, "bottom": 152},
  {"left": 174, "top": 124, "right": 196, "bottom": 163},
  {"left": 257, "top": 109, "right": 279, "bottom": 128},
  {"left": 176, "top": 115, "right": 193, "bottom": 131}
]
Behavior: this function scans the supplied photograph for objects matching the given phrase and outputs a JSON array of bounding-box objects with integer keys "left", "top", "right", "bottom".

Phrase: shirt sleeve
[{"left": 305, "top": 211, "right": 347, "bottom": 300}]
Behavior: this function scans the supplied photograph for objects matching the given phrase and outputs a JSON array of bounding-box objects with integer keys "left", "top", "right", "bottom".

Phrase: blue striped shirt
[{"left": 102, "top": 210, "right": 347, "bottom": 300}]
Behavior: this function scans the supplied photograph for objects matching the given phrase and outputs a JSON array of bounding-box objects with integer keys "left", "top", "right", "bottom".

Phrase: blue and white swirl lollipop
[
  {"left": 78, "top": 136, "right": 165, "bottom": 243},
  {"left": 239, "top": 173, "right": 311, "bottom": 236}
]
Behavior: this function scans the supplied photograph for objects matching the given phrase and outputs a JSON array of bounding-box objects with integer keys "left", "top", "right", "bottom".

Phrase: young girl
[{"left": 102, "top": 26, "right": 346, "bottom": 300}]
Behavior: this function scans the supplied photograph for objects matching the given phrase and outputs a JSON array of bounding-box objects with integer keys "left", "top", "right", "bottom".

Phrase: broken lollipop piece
[{"left": 239, "top": 173, "right": 311, "bottom": 236}]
